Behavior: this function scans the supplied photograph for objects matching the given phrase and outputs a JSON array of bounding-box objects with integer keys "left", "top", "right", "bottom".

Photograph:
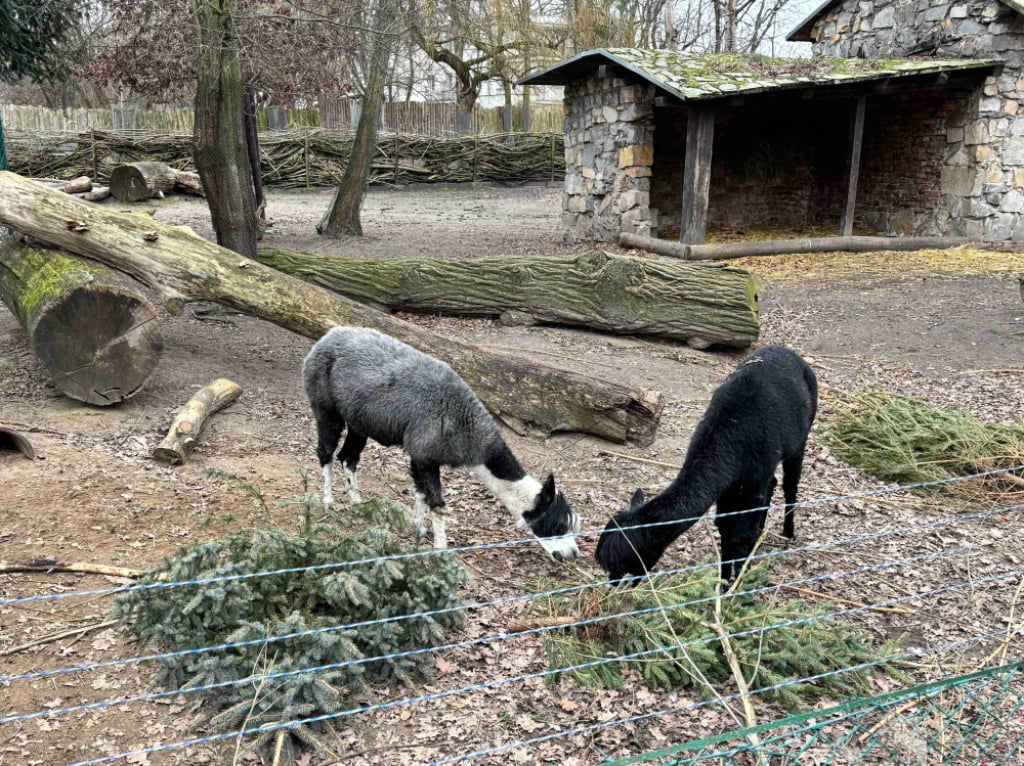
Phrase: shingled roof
[
  {"left": 787, "top": 0, "right": 1024, "bottom": 41},
  {"left": 519, "top": 48, "right": 1000, "bottom": 101}
]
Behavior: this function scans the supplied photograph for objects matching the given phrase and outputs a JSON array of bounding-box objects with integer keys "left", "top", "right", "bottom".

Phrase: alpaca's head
[
  {"left": 595, "top": 488, "right": 662, "bottom": 581},
  {"left": 522, "top": 474, "right": 580, "bottom": 561}
]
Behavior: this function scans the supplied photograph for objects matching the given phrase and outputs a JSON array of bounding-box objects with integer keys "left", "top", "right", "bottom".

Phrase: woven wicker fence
[{"left": 4, "top": 129, "right": 565, "bottom": 187}]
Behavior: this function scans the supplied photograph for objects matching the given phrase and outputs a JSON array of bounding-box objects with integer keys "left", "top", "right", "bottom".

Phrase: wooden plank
[
  {"left": 679, "top": 106, "right": 716, "bottom": 245},
  {"left": 840, "top": 95, "right": 867, "bottom": 237}
]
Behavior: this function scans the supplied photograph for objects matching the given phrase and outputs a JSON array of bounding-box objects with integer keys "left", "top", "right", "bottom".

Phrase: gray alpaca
[{"left": 302, "top": 327, "right": 581, "bottom": 560}]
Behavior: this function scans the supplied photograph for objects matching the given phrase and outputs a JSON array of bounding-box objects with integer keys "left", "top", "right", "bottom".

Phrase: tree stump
[
  {"left": 0, "top": 240, "right": 164, "bottom": 405},
  {"left": 110, "top": 162, "right": 178, "bottom": 202},
  {"left": 153, "top": 378, "right": 242, "bottom": 464}
]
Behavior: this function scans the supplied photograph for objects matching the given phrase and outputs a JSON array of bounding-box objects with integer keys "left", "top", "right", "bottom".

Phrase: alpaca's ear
[
  {"left": 629, "top": 488, "right": 646, "bottom": 511},
  {"left": 540, "top": 474, "right": 557, "bottom": 505}
]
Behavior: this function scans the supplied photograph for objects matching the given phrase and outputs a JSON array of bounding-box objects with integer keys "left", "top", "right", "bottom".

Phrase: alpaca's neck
[
  {"left": 470, "top": 440, "right": 540, "bottom": 523},
  {"left": 658, "top": 450, "right": 731, "bottom": 521}
]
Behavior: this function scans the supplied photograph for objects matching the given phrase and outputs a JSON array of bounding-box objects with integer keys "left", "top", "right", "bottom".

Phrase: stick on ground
[{"left": 153, "top": 378, "right": 243, "bottom": 464}]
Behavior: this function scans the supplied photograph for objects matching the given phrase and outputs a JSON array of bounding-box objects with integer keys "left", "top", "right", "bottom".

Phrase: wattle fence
[
  {"left": 0, "top": 100, "right": 565, "bottom": 136},
  {"left": 4, "top": 129, "right": 566, "bottom": 188}
]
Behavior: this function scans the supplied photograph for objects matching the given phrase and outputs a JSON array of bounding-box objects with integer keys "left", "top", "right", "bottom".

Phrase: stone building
[{"left": 521, "top": 35, "right": 1018, "bottom": 243}]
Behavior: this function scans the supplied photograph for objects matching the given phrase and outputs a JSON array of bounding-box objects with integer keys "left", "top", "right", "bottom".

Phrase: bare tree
[{"left": 318, "top": 0, "right": 398, "bottom": 236}]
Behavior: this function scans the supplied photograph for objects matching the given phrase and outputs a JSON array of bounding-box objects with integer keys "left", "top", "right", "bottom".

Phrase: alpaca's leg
[
  {"left": 715, "top": 512, "right": 739, "bottom": 583},
  {"left": 781, "top": 447, "right": 806, "bottom": 540},
  {"left": 410, "top": 461, "right": 445, "bottom": 546},
  {"left": 337, "top": 431, "right": 368, "bottom": 503},
  {"left": 314, "top": 408, "right": 344, "bottom": 509}
]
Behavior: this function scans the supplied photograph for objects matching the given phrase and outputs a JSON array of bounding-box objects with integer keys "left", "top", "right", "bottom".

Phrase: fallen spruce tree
[
  {"left": 0, "top": 239, "right": 164, "bottom": 405},
  {"left": 0, "top": 171, "right": 663, "bottom": 445},
  {"left": 259, "top": 247, "right": 760, "bottom": 349}
]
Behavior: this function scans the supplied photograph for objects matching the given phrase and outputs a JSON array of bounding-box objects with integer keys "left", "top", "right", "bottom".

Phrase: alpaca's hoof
[{"left": 348, "top": 488, "right": 362, "bottom": 504}]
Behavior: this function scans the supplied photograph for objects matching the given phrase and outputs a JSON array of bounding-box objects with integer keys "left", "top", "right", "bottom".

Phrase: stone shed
[{"left": 521, "top": 47, "right": 1007, "bottom": 243}]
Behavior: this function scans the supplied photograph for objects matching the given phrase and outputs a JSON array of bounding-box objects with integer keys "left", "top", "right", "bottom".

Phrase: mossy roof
[{"left": 519, "top": 48, "right": 1000, "bottom": 102}]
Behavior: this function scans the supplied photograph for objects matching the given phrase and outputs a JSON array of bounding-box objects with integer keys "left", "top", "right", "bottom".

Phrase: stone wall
[
  {"left": 809, "top": 0, "right": 1024, "bottom": 240},
  {"left": 562, "top": 74, "right": 657, "bottom": 241}
]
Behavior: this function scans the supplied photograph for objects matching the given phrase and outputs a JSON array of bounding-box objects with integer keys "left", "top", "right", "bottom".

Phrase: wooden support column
[
  {"left": 840, "top": 95, "right": 867, "bottom": 237},
  {"left": 680, "top": 106, "right": 716, "bottom": 245}
]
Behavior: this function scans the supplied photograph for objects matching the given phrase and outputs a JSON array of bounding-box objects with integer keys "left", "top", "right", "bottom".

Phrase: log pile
[
  {"left": 5, "top": 130, "right": 565, "bottom": 188},
  {"left": 0, "top": 171, "right": 663, "bottom": 444}
]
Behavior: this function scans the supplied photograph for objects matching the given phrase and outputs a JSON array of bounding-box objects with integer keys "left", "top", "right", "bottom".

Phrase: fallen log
[
  {"left": 153, "top": 378, "right": 243, "bottom": 464},
  {"left": 0, "top": 239, "right": 164, "bottom": 405},
  {"left": 83, "top": 186, "right": 111, "bottom": 202},
  {"left": 260, "top": 247, "right": 760, "bottom": 348},
  {"left": 0, "top": 171, "right": 664, "bottom": 445},
  {"left": 620, "top": 232, "right": 970, "bottom": 261},
  {"left": 110, "top": 161, "right": 178, "bottom": 202},
  {"left": 173, "top": 170, "right": 205, "bottom": 197},
  {"left": 61, "top": 175, "right": 92, "bottom": 195}
]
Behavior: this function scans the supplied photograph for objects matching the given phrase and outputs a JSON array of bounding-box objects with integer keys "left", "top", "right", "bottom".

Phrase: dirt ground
[{"left": 1, "top": 184, "right": 1023, "bottom": 766}]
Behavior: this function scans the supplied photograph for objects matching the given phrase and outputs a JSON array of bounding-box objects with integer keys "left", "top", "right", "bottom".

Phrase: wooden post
[
  {"left": 91, "top": 130, "right": 98, "bottom": 181},
  {"left": 550, "top": 132, "right": 556, "bottom": 184},
  {"left": 840, "top": 95, "right": 867, "bottom": 237},
  {"left": 304, "top": 131, "right": 311, "bottom": 189},
  {"left": 680, "top": 106, "right": 716, "bottom": 245}
]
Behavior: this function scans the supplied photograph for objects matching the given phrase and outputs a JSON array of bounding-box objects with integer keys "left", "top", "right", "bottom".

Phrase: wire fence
[{"left": 1, "top": 466, "right": 1022, "bottom": 765}]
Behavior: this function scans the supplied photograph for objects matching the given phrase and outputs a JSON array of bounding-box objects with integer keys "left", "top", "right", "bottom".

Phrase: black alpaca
[{"left": 595, "top": 346, "right": 818, "bottom": 583}]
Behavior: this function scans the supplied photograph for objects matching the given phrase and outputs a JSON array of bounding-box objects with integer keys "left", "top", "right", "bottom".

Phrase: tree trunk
[
  {"left": 0, "top": 239, "right": 164, "bottom": 405},
  {"left": 0, "top": 171, "right": 664, "bottom": 444},
  {"left": 260, "top": 247, "right": 760, "bottom": 348},
  {"left": 153, "top": 377, "right": 242, "bottom": 464},
  {"left": 317, "top": 0, "right": 394, "bottom": 237},
  {"left": 110, "top": 162, "right": 177, "bottom": 202},
  {"left": 243, "top": 78, "right": 265, "bottom": 220},
  {"left": 620, "top": 232, "right": 969, "bottom": 260},
  {"left": 455, "top": 89, "right": 477, "bottom": 135},
  {"left": 191, "top": 0, "right": 259, "bottom": 259}
]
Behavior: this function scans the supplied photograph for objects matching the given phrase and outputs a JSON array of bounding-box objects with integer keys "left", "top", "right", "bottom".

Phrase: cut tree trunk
[
  {"left": 260, "top": 247, "right": 760, "bottom": 348},
  {"left": 61, "top": 176, "right": 92, "bottom": 194},
  {"left": 0, "top": 239, "right": 164, "bottom": 405},
  {"left": 172, "top": 171, "right": 205, "bottom": 197},
  {"left": 0, "top": 171, "right": 663, "bottom": 444},
  {"left": 109, "top": 162, "right": 178, "bottom": 202},
  {"left": 153, "top": 377, "right": 242, "bottom": 464},
  {"left": 621, "top": 232, "right": 969, "bottom": 260}
]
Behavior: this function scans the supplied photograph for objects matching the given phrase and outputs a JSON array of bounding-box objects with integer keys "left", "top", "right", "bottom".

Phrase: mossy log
[
  {"left": 260, "top": 247, "right": 760, "bottom": 348},
  {"left": 110, "top": 162, "right": 178, "bottom": 202},
  {"left": 0, "top": 239, "right": 164, "bottom": 405},
  {"left": 153, "top": 378, "right": 242, "bottom": 464},
  {"left": 0, "top": 171, "right": 664, "bottom": 444}
]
